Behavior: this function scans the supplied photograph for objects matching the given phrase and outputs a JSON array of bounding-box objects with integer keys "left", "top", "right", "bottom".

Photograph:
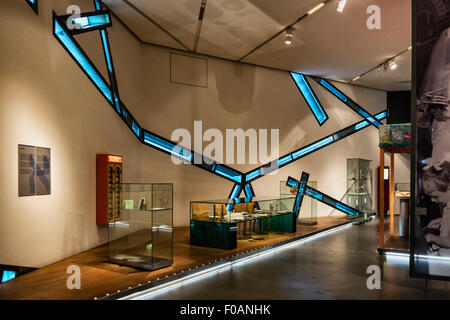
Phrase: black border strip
[{"left": 25, "top": 0, "right": 38, "bottom": 14}]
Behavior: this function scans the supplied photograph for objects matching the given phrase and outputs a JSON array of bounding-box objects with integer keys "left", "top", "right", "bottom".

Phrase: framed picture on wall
[{"left": 18, "top": 145, "right": 51, "bottom": 197}]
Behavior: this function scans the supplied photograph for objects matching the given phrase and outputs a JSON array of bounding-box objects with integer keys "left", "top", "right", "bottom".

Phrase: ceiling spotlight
[
  {"left": 285, "top": 28, "right": 294, "bottom": 45},
  {"left": 336, "top": 0, "right": 347, "bottom": 13},
  {"left": 388, "top": 59, "right": 398, "bottom": 70}
]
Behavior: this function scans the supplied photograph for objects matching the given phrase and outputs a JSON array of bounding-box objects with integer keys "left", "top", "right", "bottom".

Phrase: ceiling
[{"left": 102, "top": 0, "right": 412, "bottom": 91}]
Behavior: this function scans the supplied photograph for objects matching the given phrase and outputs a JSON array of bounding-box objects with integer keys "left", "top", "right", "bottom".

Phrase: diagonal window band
[
  {"left": 290, "top": 73, "right": 328, "bottom": 125},
  {"left": 53, "top": 7, "right": 386, "bottom": 202},
  {"left": 25, "top": 0, "right": 38, "bottom": 14},
  {"left": 315, "top": 78, "right": 382, "bottom": 128},
  {"left": 287, "top": 173, "right": 363, "bottom": 217}
]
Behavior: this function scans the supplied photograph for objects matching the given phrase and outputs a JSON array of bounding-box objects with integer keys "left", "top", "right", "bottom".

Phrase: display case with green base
[
  {"left": 109, "top": 183, "right": 173, "bottom": 271},
  {"left": 190, "top": 197, "right": 296, "bottom": 250}
]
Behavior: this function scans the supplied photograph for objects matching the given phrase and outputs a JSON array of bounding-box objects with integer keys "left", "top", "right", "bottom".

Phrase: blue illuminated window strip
[
  {"left": 94, "top": 0, "right": 102, "bottom": 10},
  {"left": 354, "top": 120, "right": 370, "bottom": 131},
  {"left": 245, "top": 169, "right": 261, "bottom": 182},
  {"left": 1, "top": 270, "right": 17, "bottom": 283},
  {"left": 291, "top": 73, "right": 328, "bottom": 125},
  {"left": 242, "top": 110, "right": 386, "bottom": 189},
  {"left": 278, "top": 154, "right": 293, "bottom": 167},
  {"left": 54, "top": 18, "right": 112, "bottom": 104},
  {"left": 227, "top": 185, "right": 242, "bottom": 211},
  {"left": 99, "top": 29, "right": 121, "bottom": 114},
  {"left": 319, "top": 79, "right": 348, "bottom": 102},
  {"left": 73, "top": 14, "right": 110, "bottom": 30},
  {"left": 376, "top": 111, "right": 387, "bottom": 120},
  {"left": 336, "top": 203, "right": 358, "bottom": 216},
  {"left": 287, "top": 177, "right": 299, "bottom": 188},
  {"left": 292, "top": 136, "right": 334, "bottom": 159},
  {"left": 230, "top": 185, "right": 242, "bottom": 199},
  {"left": 214, "top": 165, "right": 242, "bottom": 184},
  {"left": 25, "top": 0, "right": 38, "bottom": 13},
  {"left": 101, "top": 30, "right": 113, "bottom": 73},
  {"left": 132, "top": 122, "right": 140, "bottom": 137},
  {"left": 319, "top": 79, "right": 381, "bottom": 128},
  {"left": 358, "top": 109, "right": 380, "bottom": 128},
  {"left": 144, "top": 132, "right": 193, "bottom": 162},
  {"left": 305, "top": 187, "right": 324, "bottom": 201},
  {"left": 244, "top": 184, "right": 255, "bottom": 198}
]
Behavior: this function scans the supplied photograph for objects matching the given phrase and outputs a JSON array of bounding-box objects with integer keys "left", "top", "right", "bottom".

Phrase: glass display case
[
  {"left": 190, "top": 196, "right": 296, "bottom": 250},
  {"left": 379, "top": 123, "right": 411, "bottom": 147},
  {"left": 109, "top": 183, "right": 173, "bottom": 271},
  {"left": 346, "top": 159, "right": 373, "bottom": 217},
  {"left": 281, "top": 181, "right": 318, "bottom": 225},
  {"left": 395, "top": 182, "right": 410, "bottom": 199}
]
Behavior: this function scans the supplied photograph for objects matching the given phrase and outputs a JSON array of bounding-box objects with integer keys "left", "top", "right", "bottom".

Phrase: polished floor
[
  {"left": 0, "top": 216, "right": 348, "bottom": 300},
  {"left": 138, "top": 219, "right": 450, "bottom": 300}
]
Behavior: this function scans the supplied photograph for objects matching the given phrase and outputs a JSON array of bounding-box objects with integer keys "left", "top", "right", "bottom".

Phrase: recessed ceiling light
[
  {"left": 336, "top": 0, "right": 347, "bottom": 13},
  {"left": 352, "top": 75, "right": 360, "bottom": 82}
]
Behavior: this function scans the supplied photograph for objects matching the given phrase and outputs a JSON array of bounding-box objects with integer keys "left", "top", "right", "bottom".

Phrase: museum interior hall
[{"left": 1, "top": 0, "right": 450, "bottom": 301}]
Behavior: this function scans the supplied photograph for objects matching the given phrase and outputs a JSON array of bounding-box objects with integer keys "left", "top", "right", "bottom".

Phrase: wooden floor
[{"left": 0, "top": 216, "right": 349, "bottom": 300}]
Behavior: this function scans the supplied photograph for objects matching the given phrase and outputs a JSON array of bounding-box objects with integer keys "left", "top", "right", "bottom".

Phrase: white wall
[{"left": 0, "top": 0, "right": 408, "bottom": 268}]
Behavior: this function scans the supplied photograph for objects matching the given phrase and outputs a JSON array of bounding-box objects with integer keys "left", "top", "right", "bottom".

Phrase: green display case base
[
  {"left": 190, "top": 220, "right": 237, "bottom": 250},
  {"left": 190, "top": 213, "right": 295, "bottom": 250}
]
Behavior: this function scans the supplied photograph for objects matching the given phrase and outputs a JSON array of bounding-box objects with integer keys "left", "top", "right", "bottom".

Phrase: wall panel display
[
  {"left": 412, "top": 0, "right": 450, "bottom": 280},
  {"left": 18, "top": 145, "right": 51, "bottom": 197}
]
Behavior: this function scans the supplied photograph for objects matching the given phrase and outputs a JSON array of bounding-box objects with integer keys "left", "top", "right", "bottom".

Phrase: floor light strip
[
  {"left": 119, "top": 223, "right": 353, "bottom": 300},
  {"left": 384, "top": 251, "right": 450, "bottom": 262}
]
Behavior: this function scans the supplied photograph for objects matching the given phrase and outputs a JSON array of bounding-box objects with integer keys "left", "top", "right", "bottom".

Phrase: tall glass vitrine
[
  {"left": 108, "top": 183, "right": 173, "bottom": 271},
  {"left": 346, "top": 159, "right": 373, "bottom": 217}
]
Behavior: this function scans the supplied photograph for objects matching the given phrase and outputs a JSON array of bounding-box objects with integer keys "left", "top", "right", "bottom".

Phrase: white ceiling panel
[
  {"left": 356, "top": 49, "right": 412, "bottom": 91},
  {"left": 103, "top": 0, "right": 186, "bottom": 49},
  {"left": 127, "top": 0, "right": 201, "bottom": 50},
  {"left": 242, "top": 0, "right": 411, "bottom": 83},
  {"left": 103, "top": 0, "right": 413, "bottom": 91},
  {"left": 197, "top": 0, "right": 323, "bottom": 60}
]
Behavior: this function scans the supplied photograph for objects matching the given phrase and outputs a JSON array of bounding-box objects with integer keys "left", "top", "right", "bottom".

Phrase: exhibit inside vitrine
[{"left": 0, "top": 0, "right": 449, "bottom": 303}]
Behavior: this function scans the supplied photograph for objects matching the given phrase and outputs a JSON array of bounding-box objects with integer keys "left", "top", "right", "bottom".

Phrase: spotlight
[
  {"left": 336, "top": 0, "right": 347, "bottom": 13},
  {"left": 388, "top": 59, "right": 398, "bottom": 70},
  {"left": 284, "top": 28, "right": 294, "bottom": 45}
]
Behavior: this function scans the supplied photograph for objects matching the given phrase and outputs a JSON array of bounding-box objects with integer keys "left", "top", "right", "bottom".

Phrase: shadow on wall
[{"left": 214, "top": 62, "right": 255, "bottom": 114}]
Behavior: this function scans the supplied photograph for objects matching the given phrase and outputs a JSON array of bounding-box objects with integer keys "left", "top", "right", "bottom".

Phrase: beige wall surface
[{"left": 0, "top": 0, "right": 407, "bottom": 268}]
